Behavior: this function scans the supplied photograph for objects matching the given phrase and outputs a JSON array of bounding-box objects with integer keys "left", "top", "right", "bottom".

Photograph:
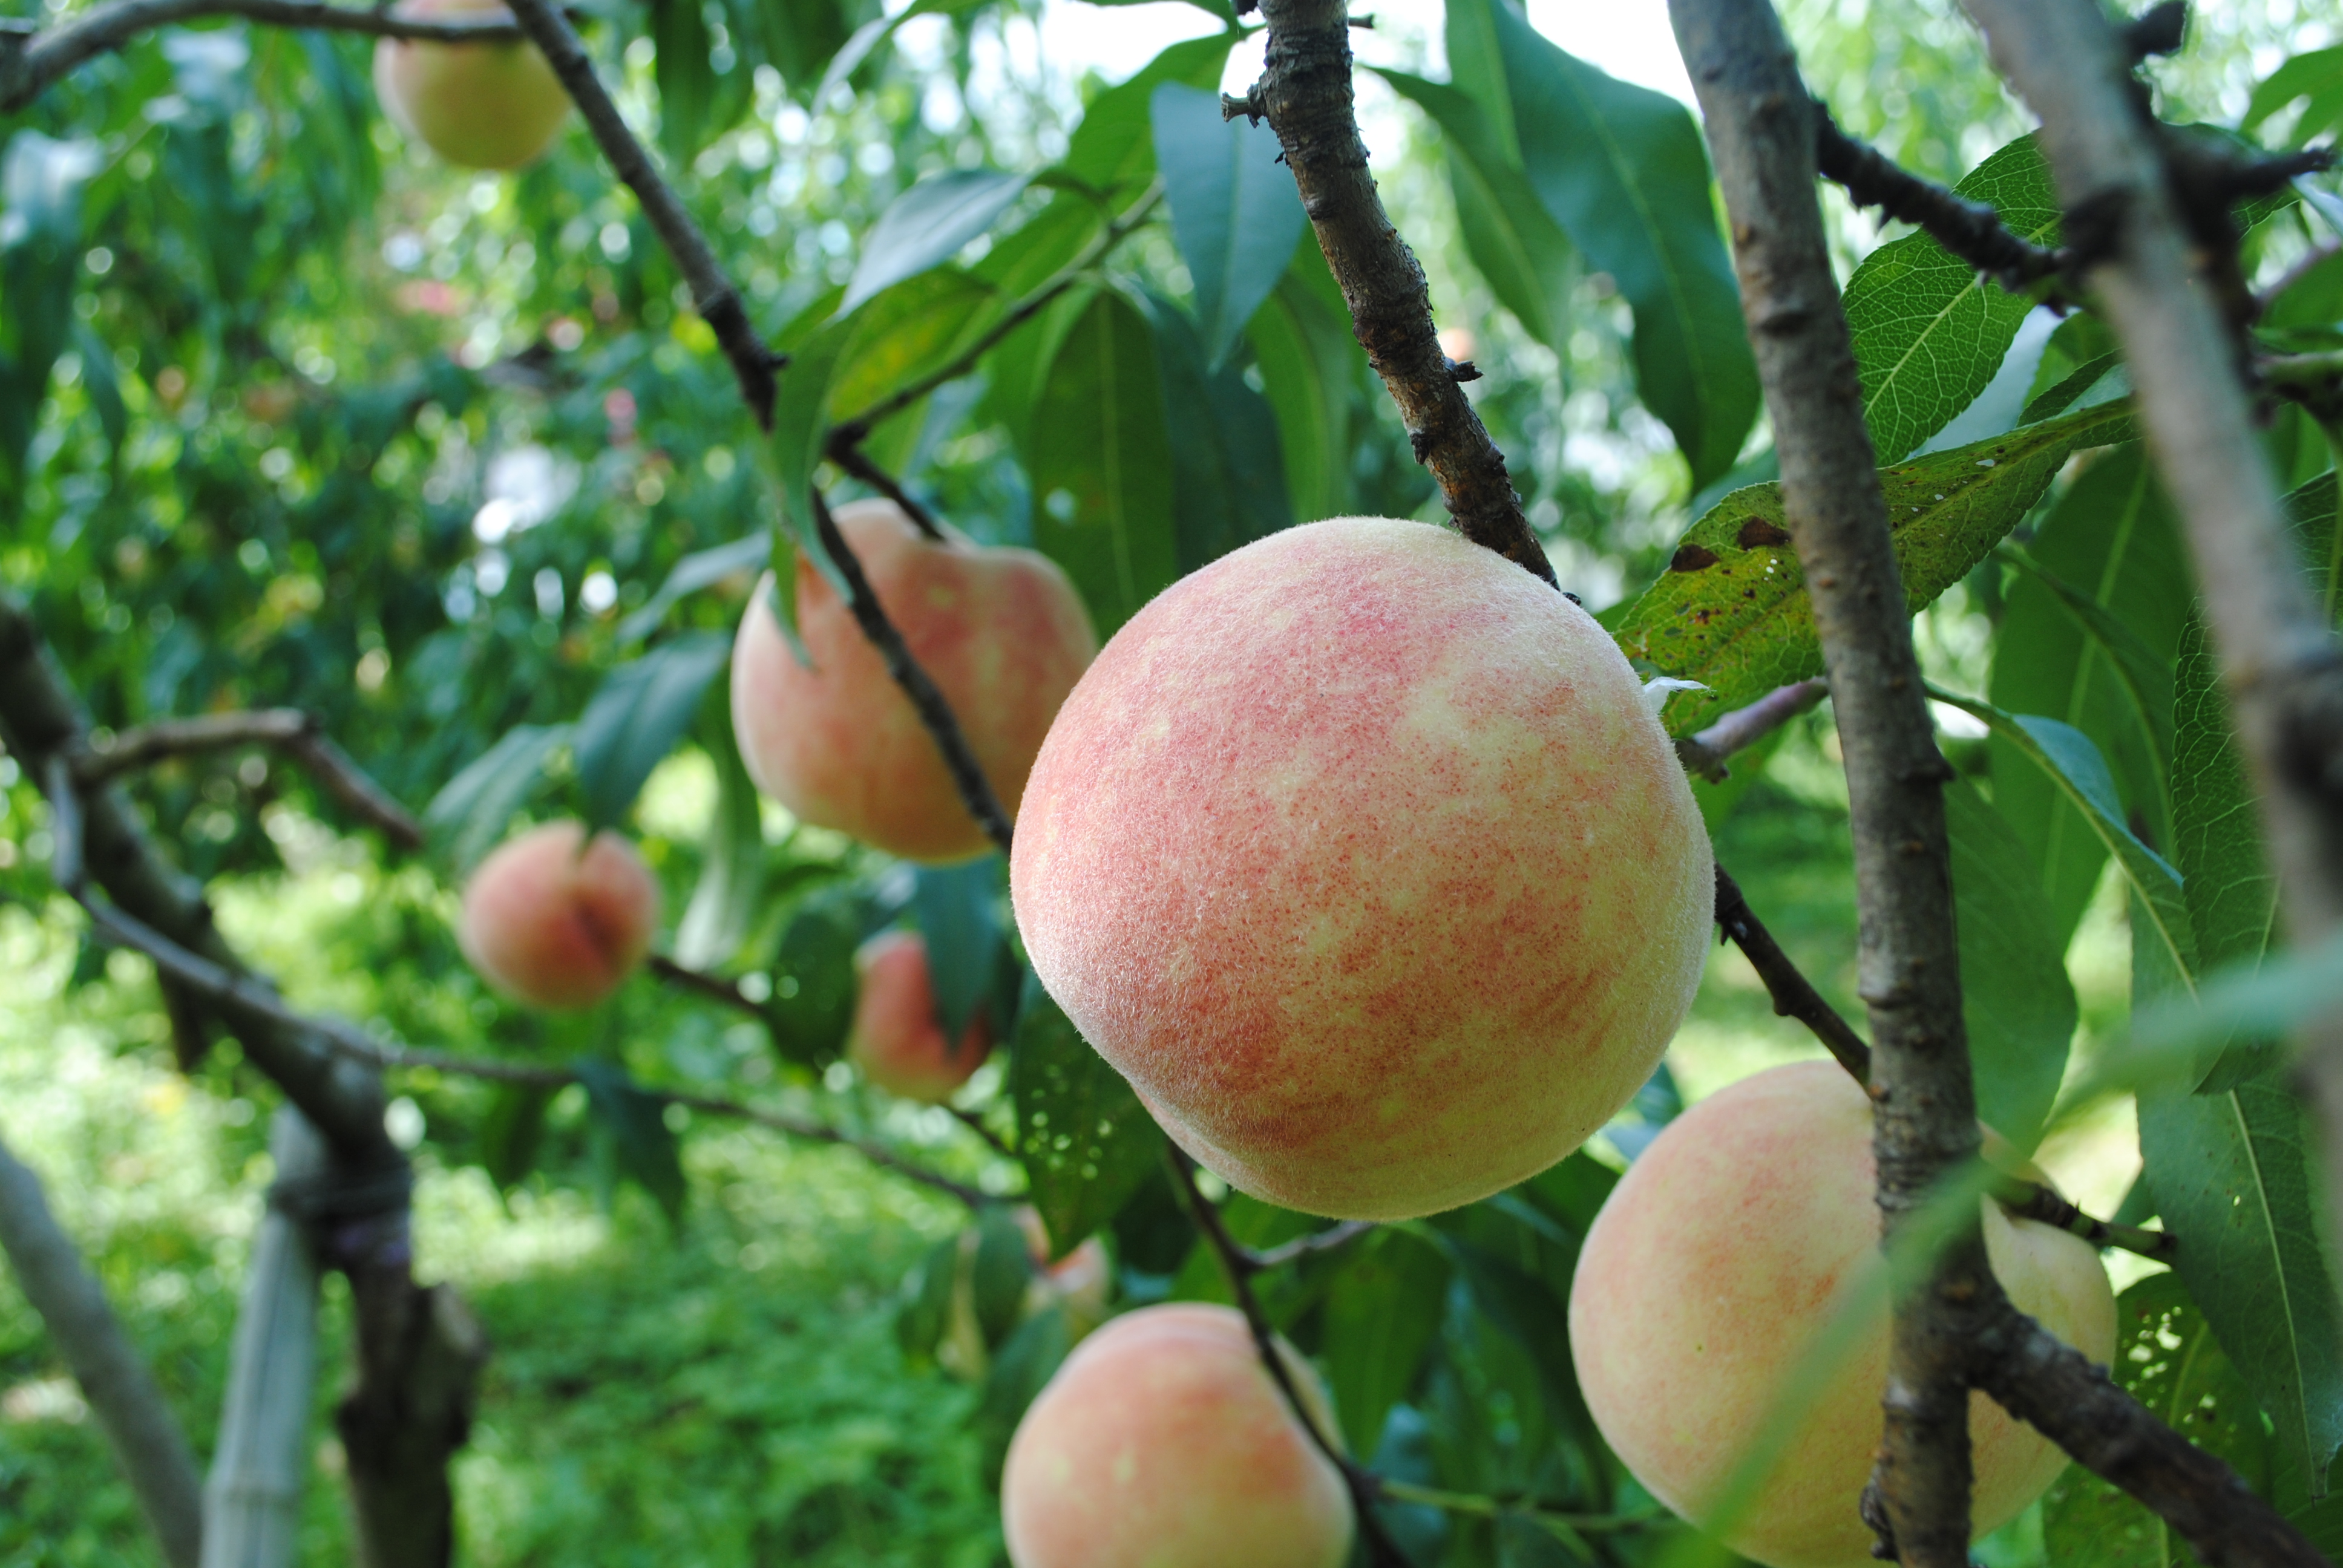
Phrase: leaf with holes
[
  {"left": 1614, "top": 398, "right": 2134, "bottom": 733},
  {"left": 1011, "top": 973, "right": 1164, "bottom": 1260},
  {"left": 1843, "top": 135, "right": 2062, "bottom": 463}
]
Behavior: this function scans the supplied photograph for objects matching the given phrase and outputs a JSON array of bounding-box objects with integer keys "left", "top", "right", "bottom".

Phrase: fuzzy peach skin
[
  {"left": 1001, "top": 1303, "right": 1353, "bottom": 1568},
  {"left": 1009, "top": 516, "right": 1713, "bottom": 1220},
  {"left": 1568, "top": 1060, "right": 2119, "bottom": 1568},
  {"left": 457, "top": 821, "right": 660, "bottom": 1010},
  {"left": 373, "top": 0, "right": 571, "bottom": 171},
  {"left": 732, "top": 499, "right": 1099, "bottom": 864},
  {"left": 846, "top": 930, "right": 993, "bottom": 1102}
]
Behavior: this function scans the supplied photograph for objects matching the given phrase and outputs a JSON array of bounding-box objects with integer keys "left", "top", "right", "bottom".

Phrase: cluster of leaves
[{"left": 5, "top": 0, "right": 2343, "bottom": 1560}]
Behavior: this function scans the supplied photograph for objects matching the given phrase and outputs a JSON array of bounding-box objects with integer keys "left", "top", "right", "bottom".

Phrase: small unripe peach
[
  {"left": 1012, "top": 516, "right": 1713, "bottom": 1220},
  {"left": 373, "top": 0, "right": 571, "bottom": 171},
  {"left": 457, "top": 822, "right": 659, "bottom": 1010},
  {"left": 730, "top": 499, "right": 1098, "bottom": 864},
  {"left": 1001, "top": 1303, "right": 1353, "bottom": 1568},
  {"left": 847, "top": 930, "right": 992, "bottom": 1102},
  {"left": 1568, "top": 1061, "right": 2119, "bottom": 1568}
]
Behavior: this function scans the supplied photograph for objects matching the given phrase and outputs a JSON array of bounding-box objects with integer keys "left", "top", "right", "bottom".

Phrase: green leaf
[
  {"left": 574, "top": 1061, "right": 687, "bottom": 1223},
  {"left": 1011, "top": 974, "right": 1164, "bottom": 1260},
  {"left": 571, "top": 632, "right": 733, "bottom": 837},
  {"left": 479, "top": 1083, "right": 555, "bottom": 1194},
  {"left": 2171, "top": 473, "right": 2339, "bottom": 1091},
  {"left": 766, "top": 886, "right": 865, "bottom": 1071},
  {"left": 1945, "top": 778, "right": 2075, "bottom": 1154},
  {"left": 0, "top": 133, "right": 103, "bottom": 479},
  {"left": 1135, "top": 289, "right": 1295, "bottom": 573},
  {"left": 1027, "top": 289, "right": 1181, "bottom": 636},
  {"left": 617, "top": 531, "right": 770, "bottom": 644},
  {"left": 1059, "top": 34, "right": 1233, "bottom": 199},
  {"left": 651, "top": 0, "right": 719, "bottom": 163},
  {"left": 1149, "top": 83, "right": 1309, "bottom": 369},
  {"left": 1932, "top": 689, "right": 2198, "bottom": 991},
  {"left": 1843, "top": 136, "right": 2061, "bottom": 464},
  {"left": 971, "top": 1206, "right": 1038, "bottom": 1350},
  {"left": 895, "top": 1233, "right": 962, "bottom": 1367},
  {"left": 2140, "top": 1073, "right": 2343, "bottom": 1501},
  {"left": 1246, "top": 244, "right": 1360, "bottom": 523},
  {"left": 974, "top": 1304, "right": 1074, "bottom": 1487},
  {"left": 842, "top": 170, "right": 1031, "bottom": 316},
  {"left": 1614, "top": 399, "right": 2134, "bottom": 732},
  {"left": 1375, "top": 68, "right": 1576, "bottom": 351},
  {"left": 2130, "top": 929, "right": 2343, "bottom": 1077},
  {"left": 2243, "top": 45, "right": 2343, "bottom": 148},
  {"left": 1077, "top": 0, "right": 1234, "bottom": 21},
  {"left": 1987, "top": 445, "right": 2189, "bottom": 947},
  {"left": 2043, "top": 1273, "right": 2277, "bottom": 1566},
  {"left": 1322, "top": 1229, "right": 1452, "bottom": 1455},
  {"left": 1458, "top": 0, "right": 1758, "bottom": 486},
  {"left": 671, "top": 709, "right": 765, "bottom": 972},
  {"left": 913, "top": 857, "right": 1003, "bottom": 1043},
  {"left": 423, "top": 723, "right": 568, "bottom": 872}
]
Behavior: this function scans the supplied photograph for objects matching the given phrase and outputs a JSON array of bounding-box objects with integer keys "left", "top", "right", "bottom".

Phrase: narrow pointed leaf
[
  {"left": 424, "top": 722, "right": 568, "bottom": 871},
  {"left": 1150, "top": 83, "right": 1309, "bottom": 368},
  {"left": 1945, "top": 778, "right": 2075, "bottom": 1153},
  {"left": 1246, "top": 245, "right": 1359, "bottom": 523},
  {"left": 572, "top": 632, "right": 733, "bottom": 836},
  {"left": 842, "top": 169, "right": 1030, "bottom": 315}
]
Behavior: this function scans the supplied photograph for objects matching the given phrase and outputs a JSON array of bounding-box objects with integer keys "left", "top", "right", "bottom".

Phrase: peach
[
  {"left": 457, "top": 821, "right": 659, "bottom": 1010},
  {"left": 846, "top": 929, "right": 992, "bottom": 1102},
  {"left": 1010, "top": 516, "right": 1713, "bottom": 1220},
  {"left": 1567, "top": 1060, "right": 2119, "bottom": 1568},
  {"left": 1012, "top": 1206, "right": 1113, "bottom": 1339},
  {"left": 1001, "top": 1303, "right": 1353, "bottom": 1568},
  {"left": 731, "top": 499, "right": 1098, "bottom": 864},
  {"left": 373, "top": 0, "right": 571, "bottom": 171}
]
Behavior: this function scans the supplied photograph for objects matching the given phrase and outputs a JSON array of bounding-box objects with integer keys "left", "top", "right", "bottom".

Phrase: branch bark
[
  {"left": 203, "top": 1109, "right": 327, "bottom": 1568},
  {"left": 1958, "top": 0, "right": 2343, "bottom": 1382},
  {"left": 0, "top": 1125, "right": 204, "bottom": 1568},
  {"left": 497, "top": 0, "right": 781, "bottom": 427},
  {"left": 0, "top": 0, "right": 522, "bottom": 113},
  {"left": 1676, "top": 678, "right": 1829, "bottom": 780},
  {"left": 1668, "top": 2, "right": 1985, "bottom": 1559},
  {"left": 1235, "top": 0, "right": 1555, "bottom": 584}
]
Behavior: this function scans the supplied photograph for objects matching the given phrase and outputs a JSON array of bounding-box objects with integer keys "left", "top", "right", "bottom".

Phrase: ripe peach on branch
[
  {"left": 731, "top": 499, "right": 1096, "bottom": 864},
  {"left": 846, "top": 929, "right": 992, "bottom": 1103},
  {"left": 1011, "top": 516, "right": 1714, "bottom": 1220},
  {"left": 456, "top": 820, "right": 659, "bottom": 1010},
  {"left": 372, "top": 0, "right": 571, "bottom": 170}
]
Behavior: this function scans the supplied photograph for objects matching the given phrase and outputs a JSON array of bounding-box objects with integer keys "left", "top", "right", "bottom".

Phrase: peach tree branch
[
  {"left": 1962, "top": 0, "right": 2343, "bottom": 1397},
  {"left": 0, "top": 0, "right": 523, "bottom": 113},
  {"left": 1668, "top": 0, "right": 1997, "bottom": 1558},
  {"left": 0, "top": 1127, "right": 204, "bottom": 1568},
  {"left": 1227, "top": 0, "right": 1555, "bottom": 584},
  {"left": 497, "top": 0, "right": 782, "bottom": 427},
  {"left": 72, "top": 708, "right": 423, "bottom": 850},
  {"left": 1674, "top": 678, "right": 1829, "bottom": 780}
]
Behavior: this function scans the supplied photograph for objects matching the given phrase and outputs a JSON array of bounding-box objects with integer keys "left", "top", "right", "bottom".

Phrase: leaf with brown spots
[{"left": 1611, "top": 398, "right": 2134, "bottom": 733}]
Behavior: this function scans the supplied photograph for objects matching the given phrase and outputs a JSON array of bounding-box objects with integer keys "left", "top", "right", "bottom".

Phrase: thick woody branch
[
  {"left": 74, "top": 709, "right": 423, "bottom": 849},
  {"left": 497, "top": 0, "right": 781, "bottom": 427},
  {"left": 810, "top": 488, "right": 1017, "bottom": 857},
  {"left": 1164, "top": 1147, "right": 1411, "bottom": 1567},
  {"left": 0, "top": 0, "right": 522, "bottom": 112},
  {"left": 1959, "top": 0, "right": 2343, "bottom": 1357},
  {"left": 1812, "top": 102, "right": 2068, "bottom": 293},
  {"left": 0, "top": 1128, "right": 204, "bottom": 1568},
  {"left": 1234, "top": 0, "right": 1555, "bottom": 584},
  {"left": 1675, "top": 678, "right": 1829, "bottom": 780},
  {"left": 1668, "top": 2, "right": 1983, "bottom": 1560}
]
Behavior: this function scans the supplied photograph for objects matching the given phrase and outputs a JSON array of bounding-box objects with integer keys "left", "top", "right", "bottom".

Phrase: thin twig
[
  {"left": 2258, "top": 241, "right": 2343, "bottom": 315},
  {"left": 1994, "top": 1175, "right": 2174, "bottom": 1258},
  {"left": 645, "top": 953, "right": 763, "bottom": 1019},
  {"left": 1812, "top": 99, "right": 2068, "bottom": 294},
  {"left": 1374, "top": 1478, "right": 1657, "bottom": 1532},
  {"left": 1712, "top": 864, "right": 1873, "bottom": 1083},
  {"left": 810, "top": 488, "right": 1016, "bottom": 856},
  {"left": 828, "top": 181, "right": 1167, "bottom": 441},
  {"left": 1250, "top": 1220, "right": 1375, "bottom": 1270},
  {"left": 1674, "top": 679, "right": 1829, "bottom": 780},
  {"left": 74, "top": 709, "right": 422, "bottom": 849},
  {"left": 1670, "top": 5, "right": 1983, "bottom": 1558},
  {"left": 824, "top": 439, "right": 948, "bottom": 542},
  {"left": 0, "top": 0, "right": 523, "bottom": 112},
  {"left": 1164, "top": 1146, "right": 1411, "bottom": 1567},
  {"left": 943, "top": 1105, "right": 1017, "bottom": 1160},
  {"left": 1227, "top": 0, "right": 1555, "bottom": 584},
  {"left": 498, "top": 0, "right": 782, "bottom": 426}
]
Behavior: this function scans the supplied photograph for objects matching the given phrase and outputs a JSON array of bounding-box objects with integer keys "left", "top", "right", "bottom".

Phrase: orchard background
[{"left": 0, "top": 0, "right": 2341, "bottom": 1562}]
